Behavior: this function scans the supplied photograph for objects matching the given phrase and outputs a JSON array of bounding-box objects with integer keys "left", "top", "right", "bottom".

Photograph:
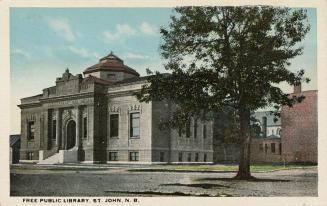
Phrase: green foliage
[
  {"left": 219, "top": 111, "right": 262, "bottom": 143},
  {"left": 222, "top": 111, "right": 240, "bottom": 144},
  {"left": 137, "top": 6, "right": 310, "bottom": 131}
]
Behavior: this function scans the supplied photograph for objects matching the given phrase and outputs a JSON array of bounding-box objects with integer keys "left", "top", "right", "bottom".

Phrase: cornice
[
  {"left": 18, "top": 92, "right": 95, "bottom": 109},
  {"left": 39, "top": 92, "right": 94, "bottom": 103},
  {"left": 17, "top": 102, "right": 42, "bottom": 109}
]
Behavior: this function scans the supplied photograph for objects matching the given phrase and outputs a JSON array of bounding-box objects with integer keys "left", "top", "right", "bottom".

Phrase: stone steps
[{"left": 38, "top": 149, "right": 78, "bottom": 164}]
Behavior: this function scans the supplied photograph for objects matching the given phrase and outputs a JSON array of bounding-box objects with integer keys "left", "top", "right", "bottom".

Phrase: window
[
  {"left": 160, "top": 152, "right": 165, "bottom": 162},
  {"left": 262, "top": 117, "right": 267, "bottom": 137},
  {"left": 195, "top": 153, "right": 199, "bottom": 162},
  {"left": 107, "top": 73, "right": 116, "bottom": 80},
  {"left": 187, "top": 153, "right": 192, "bottom": 162},
  {"left": 265, "top": 144, "right": 268, "bottom": 154},
  {"left": 130, "top": 113, "right": 140, "bottom": 138},
  {"left": 194, "top": 119, "right": 197, "bottom": 139},
  {"left": 259, "top": 143, "right": 263, "bottom": 151},
  {"left": 271, "top": 143, "right": 276, "bottom": 153},
  {"left": 110, "top": 114, "right": 119, "bottom": 138},
  {"left": 129, "top": 152, "right": 139, "bottom": 161},
  {"left": 52, "top": 120, "right": 56, "bottom": 140},
  {"left": 27, "top": 152, "right": 34, "bottom": 160},
  {"left": 178, "top": 152, "right": 183, "bottom": 162},
  {"left": 28, "top": 121, "right": 35, "bottom": 140},
  {"left": 204, "top": 153, "right": 207, "bottom": 162},
  {"left": 109, "top": 152, "right": 118, "bottom": 161},
  {"left": 178, "top": 127, "right": 182, "bottom": 137},
  {"left": 83, "top": 117, "right": 87, "bottom": 139},
  {"left": 186, "top": 118, "right": 191, "bottom": 138},
  {"left": 203, "top": 124, "right": 207, "bottom": 139},
  {"left": 279, "top": 143, "right": 282, "bottom": 155}
]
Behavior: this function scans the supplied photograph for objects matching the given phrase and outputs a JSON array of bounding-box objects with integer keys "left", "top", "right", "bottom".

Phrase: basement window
[{"left": 129, "top": 151, "right": 139, "bottom": 161}]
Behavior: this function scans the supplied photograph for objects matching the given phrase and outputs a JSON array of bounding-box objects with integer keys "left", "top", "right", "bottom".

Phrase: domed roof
[{"left": 83, "top": 52, "right": 140, "bottom": 76}]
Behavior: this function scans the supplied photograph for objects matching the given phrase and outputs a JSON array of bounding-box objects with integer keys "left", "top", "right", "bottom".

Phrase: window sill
[
  {"left": 110, "top": 136, "right": 119, "bottom": 139},
  {"left": 129, "top": 136, "right": 140, "bottom": 139}
]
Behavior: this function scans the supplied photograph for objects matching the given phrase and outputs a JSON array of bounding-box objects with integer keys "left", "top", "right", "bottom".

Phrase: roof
[
  {"left": 266, "top": 134, "right": 281, "bottom": 139},
  {"left": 253, "top": 111, "right": 281, "bottom": 126},
  {"left": 82, "top": 75, "right": 114, "bottom": 85},
  {"left": 113, "top": 73, "right": 172, "bottom": 85},
  {"left": 113, "top": 76, "right": 149, "bottom": 85},
  {"left": 10, "top": 134, "right": 21, "bottom": 147},
  {"left": 83, "top": 52, "right": 140, "bottom": 76},
  {"left": 21, "top": 93, "right": 43, "bottom": 101}
]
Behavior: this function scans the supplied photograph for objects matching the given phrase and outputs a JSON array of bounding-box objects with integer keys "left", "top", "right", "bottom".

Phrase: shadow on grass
[
  {"left": 128, "top": 169, "right": 235, "bottom": 173},
  {"left": 105, "top": 190, "right": 232, "bottom": 197},
  {"left": 197, "top": 177, "right": 291, "bottom": 182},
  {"left": 160, "top": 183, "right": 230, "bottom": 189}
]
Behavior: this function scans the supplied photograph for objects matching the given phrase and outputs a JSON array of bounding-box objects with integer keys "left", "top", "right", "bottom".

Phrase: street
[{"left": 10, "top": 165, "right": 317, "bottom": 197}]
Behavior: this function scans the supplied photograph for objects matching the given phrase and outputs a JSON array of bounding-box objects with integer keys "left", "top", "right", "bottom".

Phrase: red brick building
[
  {"left": 250, "top": 85, "right": 317, "bottom": 164},
  {"left": 281, "top": 86, "right": 318, "bottom": 163}
]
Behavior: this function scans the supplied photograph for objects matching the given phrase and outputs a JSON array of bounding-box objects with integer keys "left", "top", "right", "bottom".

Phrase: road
[{"left": 10, "top": 165, "right": 317, "bottom": 197}]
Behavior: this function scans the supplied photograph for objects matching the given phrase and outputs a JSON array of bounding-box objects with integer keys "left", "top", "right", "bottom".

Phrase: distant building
[
  {"left": 10, "top": 135, "right": 21, "bottom": 164},
  {"left": 213, "top": 109, "right": 284, "bottom": 163},
  {"left": 17, "top": 52, "right": 213, "bottom": 164},
  {"left": 250, "top": 111, "right": 282, "bottom": 162},
  {"left": 253, "top": 111, "right": 281, "bottom": 138}
]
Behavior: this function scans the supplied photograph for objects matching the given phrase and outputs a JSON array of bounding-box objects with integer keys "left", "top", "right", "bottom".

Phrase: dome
[{"left": 83, "top": 52, "right": 140, "bottom": 77}]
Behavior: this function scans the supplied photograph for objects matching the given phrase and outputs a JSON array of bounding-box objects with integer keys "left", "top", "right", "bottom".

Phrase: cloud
[
  {"left": 68, "top": 46, "right": 100, "bottom": 59},
  {"left": 103, "top": 22, "right": 157, "bottom": 42},
  {"left": 116, "top": 24, "right": 136, "bottom": 36},
  {"left": 125, "top": 52, "right": 149, "bottom": 60},
  {"left": 12, "top": 48, "right": 31, "bottom": 59},
  {"left": 103, "top": 31, "right": 119, "bottom": 42},
  {"left": 103, "top": 24, "right": 136, "bottom": 42},
  {"left": 139, "top": 22, "right": 157, "bottom": 35},
  {"left": 49, "top": 19, "right": 76, "bottom": 42}
]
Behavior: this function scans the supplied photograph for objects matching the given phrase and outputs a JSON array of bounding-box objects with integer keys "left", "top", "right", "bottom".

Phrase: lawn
[{"left": 132, "top": 164, "right": 315, "bottom": 173}]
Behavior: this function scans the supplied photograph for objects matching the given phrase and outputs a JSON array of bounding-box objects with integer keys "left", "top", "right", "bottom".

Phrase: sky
[{"left": 10, "top": 7, "right": 317, "bottom": 134}]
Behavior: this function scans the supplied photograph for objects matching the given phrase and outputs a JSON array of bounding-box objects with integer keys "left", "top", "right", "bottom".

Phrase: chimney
[{"left": 294, "top": 82, "right": 302, "bottom": 94}]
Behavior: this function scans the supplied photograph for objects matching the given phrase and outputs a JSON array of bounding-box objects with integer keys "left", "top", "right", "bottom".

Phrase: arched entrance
[{"left": 66, "top": 120, "right": 76, "bottom": 150}]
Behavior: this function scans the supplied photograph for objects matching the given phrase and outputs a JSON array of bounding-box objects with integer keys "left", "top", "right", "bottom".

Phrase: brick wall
[{"left": 281, "top": 90, "right": 317, "bottom": 163}]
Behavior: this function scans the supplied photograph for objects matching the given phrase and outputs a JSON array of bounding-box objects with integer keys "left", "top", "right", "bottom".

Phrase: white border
[{"left": 1, "top": 0, "right": 326, "bottom": 206}]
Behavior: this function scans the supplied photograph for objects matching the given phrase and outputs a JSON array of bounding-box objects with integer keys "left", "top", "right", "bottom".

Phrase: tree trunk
[{"left": 235, "top": 109, "right": 253, "bottom": 179}]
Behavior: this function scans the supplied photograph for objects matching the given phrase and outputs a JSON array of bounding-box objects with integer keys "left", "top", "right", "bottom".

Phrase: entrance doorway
[{"left": 66, "top": 120, "right": 76, "bottom": 150}]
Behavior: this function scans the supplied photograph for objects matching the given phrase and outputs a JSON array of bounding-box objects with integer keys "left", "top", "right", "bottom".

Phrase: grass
[
  {"left": 131, "top": 163, "right": 315, "bottom": 173},
  {"left": 11, "top": 163, "right": 316, "bottom": 173}
]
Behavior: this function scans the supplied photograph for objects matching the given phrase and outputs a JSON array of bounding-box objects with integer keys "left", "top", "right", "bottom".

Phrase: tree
[{"left": 137, "top": 6, "right": 310, "bottom": 179}]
